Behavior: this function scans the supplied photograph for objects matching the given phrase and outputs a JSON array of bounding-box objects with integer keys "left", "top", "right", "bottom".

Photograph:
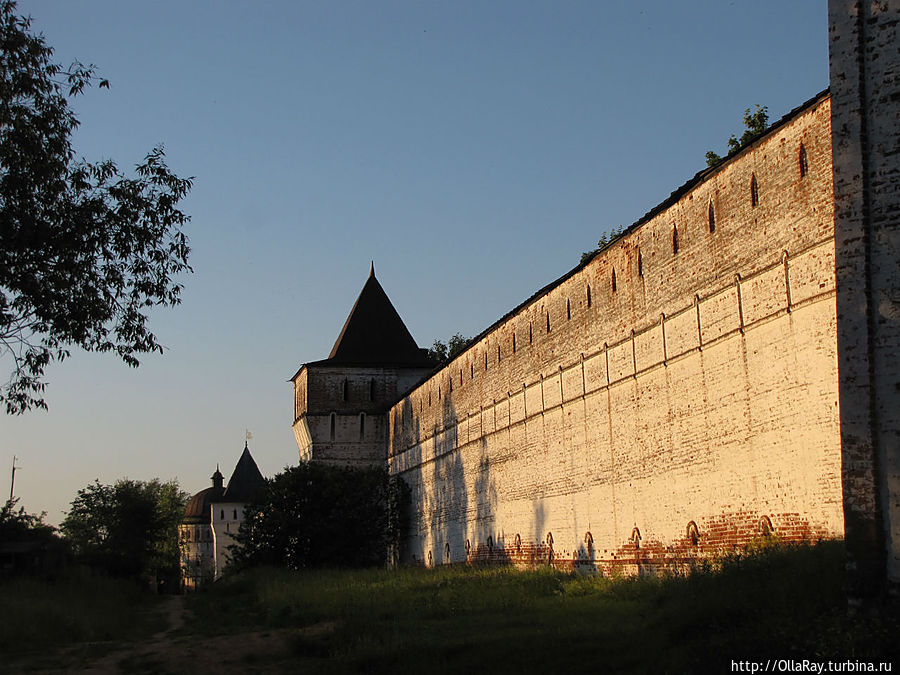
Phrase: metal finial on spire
[{"left": 369, "top": 260, "right": 375, "bottom": 278}]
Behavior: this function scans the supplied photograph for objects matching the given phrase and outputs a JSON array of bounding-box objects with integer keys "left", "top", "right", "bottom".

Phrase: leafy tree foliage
[
  {"left": 0, "top": 1, "right": 193, "bottom": 413},
  {"left": 0, "top": 498, "right": 65, "bottom": 576},
  {"left": 428, "top": 332, "right": 470, "bottom": 365},
  {"left": 60, "top": 478, "right": 188, "bottom": 583},
  {"left": 0, "top": 497, "right": 57, "bottom": 542},
  {"left": 705, "top": 105, "right": 770, "bottom": 167},
  {"left": 231, "top": 463, "right": 409, "bottom": 570}
]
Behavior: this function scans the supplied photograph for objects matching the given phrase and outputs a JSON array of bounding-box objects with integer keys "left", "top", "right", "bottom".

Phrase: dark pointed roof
[
  {"left": 324, "top": 264, "right": 433, "bottom": 367},
  {"left": 219, "top": 443, "right": 265, "bottom": 503}
]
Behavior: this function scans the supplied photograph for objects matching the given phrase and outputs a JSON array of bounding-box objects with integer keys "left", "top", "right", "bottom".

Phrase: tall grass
[
  {"left": 0, "top": 572, "right": 165, "bottom": 658},
  {"left": 189, "top": 541, "right": 898, "bottom": 674}
]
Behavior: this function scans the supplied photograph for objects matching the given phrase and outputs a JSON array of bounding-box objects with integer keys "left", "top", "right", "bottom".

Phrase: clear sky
[{"left": 2, "top": 1, "right": 829, "bottom": 525}]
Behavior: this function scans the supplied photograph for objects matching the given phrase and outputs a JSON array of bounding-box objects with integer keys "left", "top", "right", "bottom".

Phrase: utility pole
[{"left": 9, "top": 454, "right": 21, "bottom": 503}]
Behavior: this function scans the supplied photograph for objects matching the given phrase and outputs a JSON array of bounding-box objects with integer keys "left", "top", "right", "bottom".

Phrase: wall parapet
[
  {"left": 386, "top": 91, "right": 841, "bottom": 572},
  {"left": 389, "top": 94, "right": 833, "bottom": 463}
]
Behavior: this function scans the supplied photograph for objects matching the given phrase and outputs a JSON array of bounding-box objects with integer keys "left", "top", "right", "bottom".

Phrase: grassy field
[
  {"left": 0, "top": 571, "right": 166, "bottom": 670},
  {"left": 1, "top": 542, "right": 896, "bottom": 673},
  {"left": 189, "top": 541, "right": 897, "bottom": 673}
]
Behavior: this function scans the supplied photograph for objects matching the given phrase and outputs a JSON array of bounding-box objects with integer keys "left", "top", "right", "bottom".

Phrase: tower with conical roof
[
  {"left": 211, "top": 441, "right": 266, "bottom": 578},
  {"left": 180, "top": 443, "right": 267, "bottom": 588},
  {"left": 291, "top": 264, "right": 434, "bottom": 467}
]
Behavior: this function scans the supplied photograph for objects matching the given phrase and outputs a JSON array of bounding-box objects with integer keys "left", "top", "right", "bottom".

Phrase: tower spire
[{"left": 369, "top": 260, "right": 375, "bottom": 278}]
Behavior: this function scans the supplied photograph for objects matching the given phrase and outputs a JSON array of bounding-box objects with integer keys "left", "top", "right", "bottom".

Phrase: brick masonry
[
  {"left": 828, "top": 0, "right": 900, "bottom": 592},
  {"left": 387, "top": 95, "right": 845, "bottom": 570},
  {"left": 294, "top": 365, "right": 431, "bottom": 467}
]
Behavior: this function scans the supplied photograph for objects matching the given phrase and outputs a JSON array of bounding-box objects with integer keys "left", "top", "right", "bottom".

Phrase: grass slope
[
  {"left": 0, "top": 573, "right": 166, "bottom": 671},
  {"left": 188, "top": 542, "right": 897, "bottom": 673}
]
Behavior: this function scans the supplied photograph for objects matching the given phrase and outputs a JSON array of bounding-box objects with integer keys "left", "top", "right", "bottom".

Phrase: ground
[{"left": 3, "top": 594, "right": 318, "bottom": 674}]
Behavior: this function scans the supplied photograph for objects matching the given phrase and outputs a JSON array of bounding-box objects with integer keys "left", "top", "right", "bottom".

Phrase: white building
[{"left": 179, "top": 443, "right": 265, "bottom": 590}]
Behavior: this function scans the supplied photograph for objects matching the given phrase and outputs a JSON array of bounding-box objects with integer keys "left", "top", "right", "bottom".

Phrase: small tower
[
  {"left": 211, "top": 442, "right": 265, "bottom": 579},
  {"left": 291, "top": 264, "right": 433, "bottom": 467},
  {"left": 179, "top": 466, "right": 225, "bottom": 590}
]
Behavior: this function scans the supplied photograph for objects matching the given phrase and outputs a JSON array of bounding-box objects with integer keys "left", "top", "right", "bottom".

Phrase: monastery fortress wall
[
  {"left": 291, "top": 2, "right": 898, "bottom": 592},
  {"left": 387, "top": 93, "right": 843, "bottom": 570}
]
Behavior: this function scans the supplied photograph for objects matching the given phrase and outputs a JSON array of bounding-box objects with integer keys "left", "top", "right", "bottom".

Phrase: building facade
[
  {"left": 291, "top": 263, "right": 435, "bottom": 468},
  {"left": 180, "top": 443, "right": 265, "bottom": 590},
  {"left": 387, "top": 91, "right": 842, "bottom": 572},
  {"left": 291, "top": 1, "right": 899, "bottom": 592}
]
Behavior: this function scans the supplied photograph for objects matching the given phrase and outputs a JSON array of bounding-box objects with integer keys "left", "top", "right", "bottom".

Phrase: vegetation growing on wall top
[
  {"left": 428, "top": 333, "right": 471, "bottom": 365},
  {"left": 705, "top": 105, "right": 770, "bottom": 167},
  {"left": 580, "top": 225, "right": 625, "bottom": 264}
]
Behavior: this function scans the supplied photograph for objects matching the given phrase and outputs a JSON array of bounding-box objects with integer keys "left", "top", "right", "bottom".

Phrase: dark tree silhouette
[
  {"left": 61, "top": 478, "right": 188, "bottom": 582},
  {"left": 706, "top": 105, "right": 769, "bottom": 167},
  {"left": 428, "top": 333, "right": 470, "bottom": 365},
  {"left": 231, "top": 464, "right": 408, "bottom": 570},
  {"left": 0, "top": 1, "right": 193, "bottom": 413}
]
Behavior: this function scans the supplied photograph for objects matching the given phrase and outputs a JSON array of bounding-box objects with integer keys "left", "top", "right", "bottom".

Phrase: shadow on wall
[
  {"left": 420, "top": 399, "right": 510, "bottom": 567},
  {"left": 424, "top": 396, "right": 465, "bottom": 568},
  {"left": 467, "top": 438, "right": 506, "bottom": 565}
]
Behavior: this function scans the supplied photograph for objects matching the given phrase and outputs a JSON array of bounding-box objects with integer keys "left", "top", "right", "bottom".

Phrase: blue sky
[{"left": 2, "top": 1, "right": 828, "bottom": 524}]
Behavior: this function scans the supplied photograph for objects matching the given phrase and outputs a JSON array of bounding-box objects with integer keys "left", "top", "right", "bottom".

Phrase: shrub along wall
[{"left": 230, "top": 463, "right": 408, "bottom": 570}]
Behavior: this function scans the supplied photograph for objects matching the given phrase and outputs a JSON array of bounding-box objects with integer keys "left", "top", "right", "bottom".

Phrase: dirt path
[
  {"left": 8, "top": 595, "right": 300, "bottom": 674},
  {"left": 71, "top": 595, "right": 299, "bottom": 674}
]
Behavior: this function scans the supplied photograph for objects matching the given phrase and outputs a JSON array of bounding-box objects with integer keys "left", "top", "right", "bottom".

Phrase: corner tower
[{"left": 291, "top": 264, "right": 434, "bottom": 467}]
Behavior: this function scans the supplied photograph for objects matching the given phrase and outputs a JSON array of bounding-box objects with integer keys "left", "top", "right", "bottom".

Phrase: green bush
[{"left": 229, "top": 464, "right": 409, "bottom": 571}]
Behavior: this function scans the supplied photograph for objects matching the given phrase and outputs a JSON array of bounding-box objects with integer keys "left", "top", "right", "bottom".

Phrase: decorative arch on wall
[
  {"left": 708, "top": 202, "right": 716, "bottom": 233},
  {"left": 638, "top": 249, "right": 643, "bottom": 277},
  {"left": 611, "top": 268, "right": 617, "bottom": 293},
  {"left": 514, "top": 533, "right": 522, "bottom": 552},
  {"left": 759, "top": 515, "right": 775, "bottom": 536},
  {"left": 687, "top": 521, "right": 700, "bottom": 547},
  {"left": 798, "top": 142, "right": 808, "bottom": 178},
  {"left": 631, "top": 527, "right": 642, "bottom": 549},
  {"left": 445, "top": 542, "right": 451, "bottom": 562},
  {"left": 750, "top": 173, "right": 759, "bottom": 207},
  {"left": 329, "top": 413, "right": 336, "bottom": 441},
  {"left": 586, "top": 284, "right": 592, "bottom": 307},
  {"left": 672, "top": 225, "right": 679, "bottom": 254}
]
